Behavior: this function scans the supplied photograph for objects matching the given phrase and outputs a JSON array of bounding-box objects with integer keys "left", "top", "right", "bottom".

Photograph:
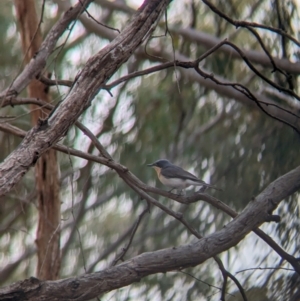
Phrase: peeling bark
[
  {"left": 14, "top": 0, "right": 61, "bottom": 280},
  {"left": 0, "top": 0, "right": 169, "bottom": 196}
]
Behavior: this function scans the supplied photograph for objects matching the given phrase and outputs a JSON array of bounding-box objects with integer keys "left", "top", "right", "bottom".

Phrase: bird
[{"left": 147, "top": 159, "right": 221, "bottom": 194}]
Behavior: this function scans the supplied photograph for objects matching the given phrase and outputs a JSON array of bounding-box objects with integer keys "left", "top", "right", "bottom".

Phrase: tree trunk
[{"left": 14, "top": 0, "right": 61, "bottom": 280}]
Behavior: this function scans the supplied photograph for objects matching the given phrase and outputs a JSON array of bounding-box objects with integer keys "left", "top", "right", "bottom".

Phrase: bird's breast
[{"left": 158, "top": 174, "right": 189, "bottom": 188}]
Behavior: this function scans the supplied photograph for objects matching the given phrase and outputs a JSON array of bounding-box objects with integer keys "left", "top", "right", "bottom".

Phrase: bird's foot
[
  {"left": 168, "top": 188, "right": 186, "bottom": 196},
  {"left": 177, "top": 189, "right": 186, "bottom": 196},
  {"left": 198, "top": 186, "right": 207, "bottom": 193}
]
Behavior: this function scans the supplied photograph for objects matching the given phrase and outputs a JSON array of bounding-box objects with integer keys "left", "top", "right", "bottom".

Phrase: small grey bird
[{"left": 147, "top": 159, "right": 221, "bottom": 193}]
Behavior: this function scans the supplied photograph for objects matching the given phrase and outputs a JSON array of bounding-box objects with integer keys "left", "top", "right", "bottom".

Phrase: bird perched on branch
[{"left": 147, "top": 159, "right": 221, "bottom": 194}]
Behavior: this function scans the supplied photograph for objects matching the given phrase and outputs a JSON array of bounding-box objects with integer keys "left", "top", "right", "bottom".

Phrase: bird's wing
[{"left": 161, "top": 165, "right": 206, "bottom": 183}]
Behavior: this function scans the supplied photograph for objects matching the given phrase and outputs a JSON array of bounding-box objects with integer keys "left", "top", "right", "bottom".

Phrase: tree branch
[
  {"left": 0, "top": 0, "right": 170, "bottom": 197},
  {"left": 1, "top": 120, "right": 300, "bottom": 275},
  {"left": 1, "top": 164, "right": 299, "bottom": 300},
  {"left": 202, "top": 0, "right": 300, "bottom": 47},
  {"left": 0, "top": 0, "right": 92, "bottom": 99}
]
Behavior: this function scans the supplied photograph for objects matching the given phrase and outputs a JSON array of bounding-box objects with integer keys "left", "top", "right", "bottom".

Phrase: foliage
[{"left": 1, "top": 0, "right": 300, "bottom": 300}]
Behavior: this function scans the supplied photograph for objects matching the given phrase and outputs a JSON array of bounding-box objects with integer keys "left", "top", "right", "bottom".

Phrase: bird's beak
[{"left": 147, "top": 163, "right": 154, "bottom": 167}]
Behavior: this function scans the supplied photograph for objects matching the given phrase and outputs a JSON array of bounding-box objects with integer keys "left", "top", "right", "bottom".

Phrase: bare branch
[
  {"left": 174, "top": 27, "right": 300, "bottom": 74},
  {"left": 202, "top": 0, "right": 300, "bottom": 47},
  {"left": 1, "top": 164, "right": 300, "bottom": 300},
  {"left": 111, "top": 203, "right": 150, "bottom": 266},
  {"left": 0, "top": 0, "right": 92, "bottom": 99},
  {"left": 1, "top": 119, "right": 300, "bottom": 275},
  {"left": 38, "top": 75, "right": 73, "bottom": 87},
  {"left": 85, "top": 0, "right": 300, "bottom": 75},
  {"left": 237, "top": 266, "right": 294, "bottom": 274},
  {"left": 0, "top": 0, "right": 169, "bottom": 197},
  {"left": 79, "top": 0, "right": 120, "bottom": 33}
]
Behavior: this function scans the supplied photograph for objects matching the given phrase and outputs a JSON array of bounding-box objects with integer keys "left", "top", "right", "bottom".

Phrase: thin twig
[
  {"left": 79, "top": 0, "right": 120, "bottom": 33},
  {"left": 29, "top": 37, "right": 300, "bottom": 135},
  {"left": 2, "top": 121, "right": 300, "bottom": 277},
  {"left": 120, "top": 175, "right": 247, "bottom": 300},
  {"left": 164, "top": 7, "right": 181, "bottom": 94},
  {"left": 222, "top": 40, "right": 298, "bottom": 100},
  {"left": 237, "top": 266, "right": 294, "bottom": 274},
  {"left": 111, "top": 203, "right": 150, "bottom": 266},
  {"left": 179, "top": 270, "right": 235, "bottom": 297},
  {"left": 202, "top": 0, "right": 300, "bottom": 47},
  {"left": 193, "top": 65, "right": 300, "bottom": 135}
]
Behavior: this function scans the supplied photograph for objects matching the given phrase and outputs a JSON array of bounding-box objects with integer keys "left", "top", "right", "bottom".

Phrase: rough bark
[
  {"left": 0, "top": 0, "right": 92, "bottom": 99},
  {"left": 0, "top": 0, "right": 169, "bottom": 196},
  {"left": 92, "top": 0, "right": 300, "bottom": 74},
  {"left": 0, "top": 164, "right": 299, "bottom": 301},
  {"left": 14, "top": 0, "right": 61, "bottom": 280},
  {"left": 52, "top": 0, "right": 300, "bottom": 132}
]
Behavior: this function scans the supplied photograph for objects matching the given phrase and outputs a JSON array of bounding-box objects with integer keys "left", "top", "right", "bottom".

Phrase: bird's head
[{"left": 147, "top": 159, "right": 171, "bottom": 169}]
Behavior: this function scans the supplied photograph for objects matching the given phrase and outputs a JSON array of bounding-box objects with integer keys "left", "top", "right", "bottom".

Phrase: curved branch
[
  {"left": 1, "top": 120, "right": 300, "bottom": 274},
  {"left": 0, "top": 0, "right": 92, "bottom": 99},
  {"left": 82, "top": 0, "right": 300, "bottom": 75},
  {"left": 1, "top": 164, "right": 299, "bottom": 300},
  {"left": 0, "top": 0, "right": 170, "bottom": 197},
  {"left": 173, "top": 27, "right": 300, "bottom": 74},
  {"left": 202, "top": 0, "right": 300, "bottom": 47}
]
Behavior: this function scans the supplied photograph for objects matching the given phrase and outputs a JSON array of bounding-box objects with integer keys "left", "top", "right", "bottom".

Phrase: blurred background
[{"left": 1, "top": 0, "right": 300, "bottom": 300}]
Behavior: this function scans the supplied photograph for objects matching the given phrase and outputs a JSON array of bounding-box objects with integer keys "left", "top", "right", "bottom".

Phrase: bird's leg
[
  {"left": 198, "top": 186, "right": 207, "bottom": 193},
  {"left": 177, "top": 189, "right": 186, "bottom": 196},
  {"left": 168, "top": 188, "right": 186, "bottom": 196}
]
